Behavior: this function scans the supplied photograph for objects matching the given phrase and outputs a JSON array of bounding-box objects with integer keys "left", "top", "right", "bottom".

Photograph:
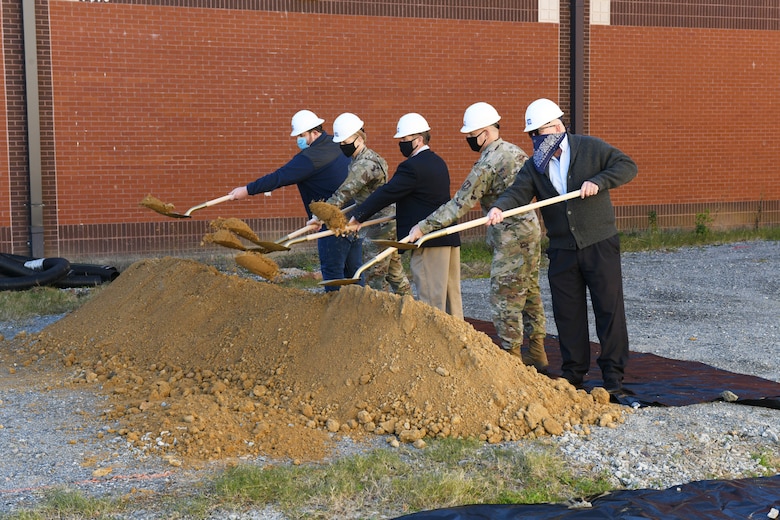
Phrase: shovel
[
  {"left": 203, "top": 229, "right": 287, "bottom": 253},
  {"left": 371, "top": 190, "right": 582, "bottom": 250},
  {"left": 319, "top": 234, "right": 411, "bottom": 287},
  {"left": 141, "top": 194, "right": 233, "bottom": 219},
  {"left": 281, "top": 215, "right": 395, "bottom": 248},
  {"left": 215, "top": 214, "right": 394, "bottom": 254},
  {"left": 250, "top": 203, "right": 358, "bottom": 251}
]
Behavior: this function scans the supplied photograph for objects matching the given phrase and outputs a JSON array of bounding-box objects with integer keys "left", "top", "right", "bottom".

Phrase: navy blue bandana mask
[{"left": 531, "top": 132, "right": 566, "bottom": 174}]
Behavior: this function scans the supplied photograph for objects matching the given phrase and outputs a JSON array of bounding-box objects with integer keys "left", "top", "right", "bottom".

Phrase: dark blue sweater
[{"left": 246, "top": 132, "right": 349, "bottom": 217}]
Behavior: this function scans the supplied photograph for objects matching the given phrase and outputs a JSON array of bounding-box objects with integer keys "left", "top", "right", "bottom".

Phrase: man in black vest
[{"left": 348, "top": 113, "right": 463, "bottom": 319}]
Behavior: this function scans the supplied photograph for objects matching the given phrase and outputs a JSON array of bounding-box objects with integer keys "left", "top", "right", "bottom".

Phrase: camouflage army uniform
[
  {"left": 417, "top": 139, "right": 547, "bottom": 368},
  {"left": 327, "top": 147, "right": 411, "bottom": 295}
]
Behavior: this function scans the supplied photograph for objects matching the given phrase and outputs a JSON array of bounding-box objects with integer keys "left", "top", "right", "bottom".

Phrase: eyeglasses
[{"left": 529, "top": 122, "right": 559, "bottom": 137}]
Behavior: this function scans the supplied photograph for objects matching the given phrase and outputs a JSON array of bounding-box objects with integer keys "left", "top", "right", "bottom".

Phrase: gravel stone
[{"left": 1, "top": 240, "right": 778, "bottom": 518}]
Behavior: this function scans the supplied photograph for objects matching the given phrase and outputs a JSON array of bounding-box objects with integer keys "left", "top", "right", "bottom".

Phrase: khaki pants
[{"left": 410, "top": 246, "right": 463, "bottom": 319}]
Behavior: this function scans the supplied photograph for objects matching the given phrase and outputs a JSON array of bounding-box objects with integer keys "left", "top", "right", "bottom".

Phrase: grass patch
[
  {"left": 619, "top": 225, "right": 780, "bottom": 253},
  {"left": 458, "top": 240, "right": 493, "bottom": 278},
  {"left": 274, "top": 250, "right": 321, "bottom": 272},
  {"left": 6, "top": 487, "right": 125, "bottom": 519},
  {"left": 0, "top": 286, "right": 98, "bottom": 321},
  {"left": 209, "top": 438, "right": 613, "bottom": 518},
  {"left": 752, "top": 449, "right": 780, "bottom": 475}
]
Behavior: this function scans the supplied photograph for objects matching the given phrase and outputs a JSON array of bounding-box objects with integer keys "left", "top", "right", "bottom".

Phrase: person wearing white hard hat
[
  {"left": 309, "top": 112, "right": 411, "bottom": 295},
  {"left": 347, "top": 113, "right": 463, "bottom": 319},
  {"left": 228, "top": 109, "right": 361, "bottom": 292},
  {"left": 408, "top": 102, "right": 548, "bottom": 373},
  {"left": 486, "top": 98, "right": 638, "bottom": 394}
]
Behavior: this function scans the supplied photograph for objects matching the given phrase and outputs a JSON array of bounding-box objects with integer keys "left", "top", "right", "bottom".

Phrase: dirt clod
[
  {"left": 20, "top": 257, "right": 625, "bottom": 464},
  {"left": 310, "top": 201, "right": 348, "bottom": 232},
  {"left": 202, "top": 229, "right": 245, "bottom": 251},
  {"left": 210, "top": 217, "right": 262, "bottom": 244},
  {"left": 139, "top": 194, "right": 175, "bottom": 216},
  {"left": 235, "top": 251, "right": 280, "bottom": 280}
]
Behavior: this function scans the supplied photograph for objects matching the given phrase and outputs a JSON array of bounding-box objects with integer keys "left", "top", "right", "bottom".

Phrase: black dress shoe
[
  {"left": 561, "top": 373, "right": 584, "bottom": 389},
  {"left": 603, "top": 378, "right": 623, "bottom": 394}
]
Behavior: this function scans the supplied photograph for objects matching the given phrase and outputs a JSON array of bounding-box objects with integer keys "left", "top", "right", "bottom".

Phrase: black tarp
[
  {"left": 465, "top": 318, "right": 780, "bottom": 409},
  {"left": 400, "top": 320, "right": 780, "bottom": 520},
  {"left": 394, "top": 475, "right": 780, "bottom": 520}
]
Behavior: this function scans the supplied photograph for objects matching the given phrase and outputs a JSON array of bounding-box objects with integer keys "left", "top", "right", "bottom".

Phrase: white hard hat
[
  {"left": 394, "top": 113, "right": 431, "bottom": 138},
  {"left": 332, "top": 113, "right": 364, "bottom": 143},
  {"left": 460, "top": 102, "right": 501, "bottom": 133},
  {"left": 523, "top": 98, "right": 564, "bottom": 132},
  {"left": 290, "top": 110, "right": 325, "bottom": 136}
]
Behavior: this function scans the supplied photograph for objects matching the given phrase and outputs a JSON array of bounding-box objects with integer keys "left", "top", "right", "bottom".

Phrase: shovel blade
[
  {"left": 251, "top": 241, "right": 291, "bottom": 252},
  {"left": 141, "top": 205, "right": 191, "bottom": 219},
  {"left": 318, "top": 277, "right": 362, "bottom": 287}
]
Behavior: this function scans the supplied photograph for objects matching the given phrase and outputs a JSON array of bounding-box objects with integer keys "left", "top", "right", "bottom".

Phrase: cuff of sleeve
[{"left": 419, "top": 221, "right": 434, "bottom": 234}]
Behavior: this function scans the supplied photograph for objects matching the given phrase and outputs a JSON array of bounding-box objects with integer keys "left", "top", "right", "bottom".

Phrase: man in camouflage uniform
[
  {"left": 317, "top": 113, "right": 411, "bottom": 294},
  {"left": 409, "top": 102, "right": 547, "bottom": 372}
]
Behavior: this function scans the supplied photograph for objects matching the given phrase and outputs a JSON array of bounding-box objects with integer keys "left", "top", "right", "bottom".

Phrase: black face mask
[
  {"left": 399, "top": 139, "right": 416, "bottom": 158},
  {"left": 340, "top": 141, "right": 357, "bottom": 157},
  {"left": 466, "top": 130, "right": 485, "bottom": 153}
]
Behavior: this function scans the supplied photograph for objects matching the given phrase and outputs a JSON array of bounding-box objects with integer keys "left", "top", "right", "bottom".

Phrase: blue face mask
[{"left": 296, "top": 136, "right": 309, "bottom": 150}]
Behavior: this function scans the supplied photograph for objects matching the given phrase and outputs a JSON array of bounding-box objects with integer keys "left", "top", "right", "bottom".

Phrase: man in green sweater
[{"left": 486, "top": 98, "right": 637, "bottom": 394}]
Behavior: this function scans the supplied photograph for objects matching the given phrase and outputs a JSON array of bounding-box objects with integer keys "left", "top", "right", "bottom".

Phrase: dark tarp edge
[
  {"left": 393, "top": 474, "right": 780, "bottom": 519},
  {"left": 464, "top": 318, "right": 780, "bottom": 410}
]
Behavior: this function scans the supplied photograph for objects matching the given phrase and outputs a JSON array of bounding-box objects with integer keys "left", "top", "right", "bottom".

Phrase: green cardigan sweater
[{"left": 492, "top": 133, "right": 637, "bottom": 250}]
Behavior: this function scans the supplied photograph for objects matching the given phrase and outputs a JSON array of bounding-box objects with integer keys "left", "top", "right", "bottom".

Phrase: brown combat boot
[
  {"left": 524, "top": 336, "right": 549, "bottom": 375},
  {"left": 507, "top": 346, "right": 522, "bottom": 358}
]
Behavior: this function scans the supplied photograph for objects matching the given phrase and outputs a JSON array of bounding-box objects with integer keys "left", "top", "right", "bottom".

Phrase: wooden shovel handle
[
  {"left": 318, "top": 233, "right": 410, "bottom": 287},
  {"left": 183, "top": 194, "right": 233, "bottom": 216},
  {"left": 415, "top": 190, "right": 582, "bottom": 246},
  {"left": 354, "top": 234, "right": 410, "bottom": 278},
  {"left": 284, "top": 215, "right": 395, "bottom": 247}
]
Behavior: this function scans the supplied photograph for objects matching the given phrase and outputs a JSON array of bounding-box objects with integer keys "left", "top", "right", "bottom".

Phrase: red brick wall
[
  {"left": 49, "top": 3, "right": 557, "bottom": 226},
  {"left": 590, "top": 25, "right": 780, "bottom": 208},
  {"left": 2, "top": 1, "right": 778, "bottom": 258},
  {"left": 0, "top": 20, "right": 9, "bottom": 229}
]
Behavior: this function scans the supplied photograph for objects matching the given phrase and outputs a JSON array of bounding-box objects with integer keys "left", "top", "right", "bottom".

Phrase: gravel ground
[{"left": 0, "top": 240, "right": 778, "bottom": 518}]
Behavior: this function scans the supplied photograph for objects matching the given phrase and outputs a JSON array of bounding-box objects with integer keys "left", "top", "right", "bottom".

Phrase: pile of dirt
[{"left": 14, "top": 257, "right": 625, "bottom": 464}]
